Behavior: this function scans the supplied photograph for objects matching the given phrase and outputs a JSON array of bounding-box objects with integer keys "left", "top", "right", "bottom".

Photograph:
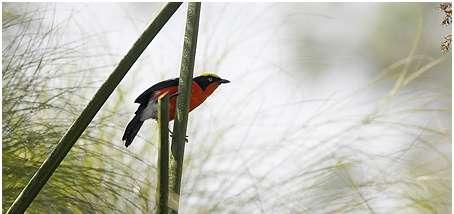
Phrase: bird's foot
[{"left": 168, "top": 128, "right": 188, "bottom": 142}]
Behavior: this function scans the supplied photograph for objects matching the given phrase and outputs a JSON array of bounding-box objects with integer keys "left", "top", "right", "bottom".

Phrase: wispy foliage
[
  {"left": 2, "top": 4, "right": 152, "bottom": 213},
  {"left": 2, "top": 3, "right": 450, "bottom": 214},
  {"left": 440, "top": 2, "right": 452, "bottom": 53}
]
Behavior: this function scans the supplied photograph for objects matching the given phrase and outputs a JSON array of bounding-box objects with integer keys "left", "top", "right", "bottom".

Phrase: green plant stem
[
  {"left": 169, "top": 2, "right": 201, "bottom": 213},
  {"left": 156, "top": 94, "right": 170, "bottom": 214},
  {"left": 6, "top": 3, "right": 182, "bottom": 214}
]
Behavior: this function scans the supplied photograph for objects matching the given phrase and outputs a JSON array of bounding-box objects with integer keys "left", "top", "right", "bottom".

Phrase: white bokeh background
[{"left": 3, "top": 2, "right": 451, "bottom": 213}]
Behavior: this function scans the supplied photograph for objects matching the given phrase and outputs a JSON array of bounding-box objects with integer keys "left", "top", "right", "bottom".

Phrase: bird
[{"left": 122, "top": 73, "right": 230, "bottom": 147}]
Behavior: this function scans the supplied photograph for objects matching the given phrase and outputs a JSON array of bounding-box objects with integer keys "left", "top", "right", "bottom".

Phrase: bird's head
[{"left": 193, "top": 73, "right": 230, "bottom": 92}]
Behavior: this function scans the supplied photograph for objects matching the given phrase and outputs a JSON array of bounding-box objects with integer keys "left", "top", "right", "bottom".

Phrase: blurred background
[{"left": 2, "top": 2, "right": 451, "bottom": 213}]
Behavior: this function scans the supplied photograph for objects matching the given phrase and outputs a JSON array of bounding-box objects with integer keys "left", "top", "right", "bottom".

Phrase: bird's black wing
[{"left": 134, "top": 78, "right": 179, "bottom": 104}]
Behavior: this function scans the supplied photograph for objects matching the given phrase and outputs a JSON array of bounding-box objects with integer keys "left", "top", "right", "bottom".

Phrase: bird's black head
[{"left": 193, "top": 73, "right": 230, "bottom": 91}]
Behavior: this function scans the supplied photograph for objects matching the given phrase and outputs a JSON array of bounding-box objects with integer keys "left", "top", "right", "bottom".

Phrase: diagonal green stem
[
  {"left": 6, "top": 3, "right": 182, "bottom": 214},
  {"left": 169, "top": 2, "right": 201, "bottom": 213}
]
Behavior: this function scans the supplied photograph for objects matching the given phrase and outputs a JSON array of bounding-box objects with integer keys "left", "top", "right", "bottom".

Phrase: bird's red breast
[{"left": 151, "top": 81, "right": 220, "bottom": 120}]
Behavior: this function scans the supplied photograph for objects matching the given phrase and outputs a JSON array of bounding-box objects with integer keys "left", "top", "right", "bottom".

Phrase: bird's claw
[{"left": 168, "top": 128, "right": 189, "bottom": 142}]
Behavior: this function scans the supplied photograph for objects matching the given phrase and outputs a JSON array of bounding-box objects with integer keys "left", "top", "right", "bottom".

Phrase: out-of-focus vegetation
[
  {"left": 2, "top": 2, "right": 451, "bottom": 214},
  {"left": 2, "top": 5, "right": 155, "bottom": 213},
  {"left": 440, "top": 3, "right": 452, "bottom": 53}
]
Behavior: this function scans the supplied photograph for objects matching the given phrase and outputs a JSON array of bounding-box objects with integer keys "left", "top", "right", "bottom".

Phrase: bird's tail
[{"left": 122, "top": 114, "right": 144, "bottom": 147}]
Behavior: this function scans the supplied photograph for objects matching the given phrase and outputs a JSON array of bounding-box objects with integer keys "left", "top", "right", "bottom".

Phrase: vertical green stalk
[
  {"left": 6, "top": 3, "right": 182, "bottom": 214},
  {"left": 156, "top": 94, "right": 170, "bottom": 214},
  {"left": 169, "top": 2, "right": 201, "bottom": 213}
]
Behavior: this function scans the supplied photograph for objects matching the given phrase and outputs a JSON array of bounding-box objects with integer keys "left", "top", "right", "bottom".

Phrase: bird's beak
[{"left": 219, "top": 79, "right": 230, "bottom": 84}]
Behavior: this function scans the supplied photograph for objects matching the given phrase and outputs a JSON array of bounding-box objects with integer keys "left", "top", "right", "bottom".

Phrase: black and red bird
[{"left": 122, "top": 73, "right": 230, "bottom": 147}]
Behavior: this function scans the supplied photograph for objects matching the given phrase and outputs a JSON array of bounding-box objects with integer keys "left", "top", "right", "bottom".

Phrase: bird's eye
[{"left": 208, "top": 77, "right": 213, "bottom": 82}]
